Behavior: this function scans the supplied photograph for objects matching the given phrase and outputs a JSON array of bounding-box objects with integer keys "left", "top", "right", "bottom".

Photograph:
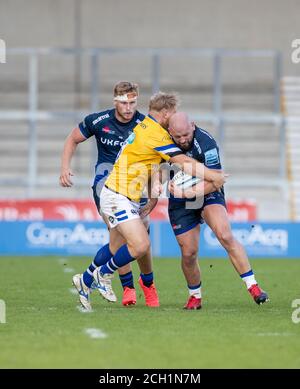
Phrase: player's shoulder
[
  {"left": 195, "top": 126, "right": 215, "bottom": 140},
  {"left": 194, "top": 126, "right": 217, "bottom": 146},
  {"left": 135, "top": 110, "right": 146, "bottom": 122},
  {"left": 143, "top": 116, "right": 171, "bottom": 139},
  {"left": 83, "top": 109, "right": 112, "bottom": 128}
]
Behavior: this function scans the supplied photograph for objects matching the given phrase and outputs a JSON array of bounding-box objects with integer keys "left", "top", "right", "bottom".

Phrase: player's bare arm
[
  {"left": 169, "top": 153, "right": 227, "bottom": 190},
  {"left": 169, "top": 179, "right": 216, "bottom": 199},
  {"left": 59, "top": 127, "right": 87, "bottom": 187},
  {"left": 139, "top": 169, "right": 161, "bottom": 219}
]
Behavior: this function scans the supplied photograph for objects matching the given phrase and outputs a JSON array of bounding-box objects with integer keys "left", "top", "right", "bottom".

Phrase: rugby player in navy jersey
[
  {"left": 59, "top": 81, "right": 159, "bottom": 310},
  {"left": 167, "top": 112, "right": 269, "bottom": 310}
]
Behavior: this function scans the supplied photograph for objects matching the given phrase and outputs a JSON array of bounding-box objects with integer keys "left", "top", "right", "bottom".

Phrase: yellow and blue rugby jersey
[{"left": 105, "top": 115, "right": 182, "bottom": 202}]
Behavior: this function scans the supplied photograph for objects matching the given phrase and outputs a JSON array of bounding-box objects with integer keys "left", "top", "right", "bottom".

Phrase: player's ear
[{"left": 191, "top": 121, "right": 196, "bottom": 131}]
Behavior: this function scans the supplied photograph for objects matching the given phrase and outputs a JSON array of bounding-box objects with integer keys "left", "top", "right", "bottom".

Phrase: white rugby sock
[
  {"left": 188, "top": 283, "right": 202, "bottom": 299},
  {"left": 240, "top": 270, "right": 257, "bottom": 289}
]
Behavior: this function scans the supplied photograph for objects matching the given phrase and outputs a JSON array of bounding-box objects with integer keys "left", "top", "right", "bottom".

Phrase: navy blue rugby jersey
[
  {"left": 78, "top": 109, "right": 145, "bottom": 173},
  {"left": 169, "top": 126, "right": 223, "bottom": 204}
]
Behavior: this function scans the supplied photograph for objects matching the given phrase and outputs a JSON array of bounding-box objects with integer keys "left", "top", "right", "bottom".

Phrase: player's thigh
[
  {"left": 117, "top": 218, "right": 150, "bottom": 257},
  {"left": 117, "top": 218, "right": 149, "bottom": 247},
  {"left": 109, "top": 227, "right": 126, "bottom": 254},
  {"left": 176, "top": 224, "right": 200, "bottom": 257},
  {"left": 202, "top": 204, "right": 231, "bottom": 234}
]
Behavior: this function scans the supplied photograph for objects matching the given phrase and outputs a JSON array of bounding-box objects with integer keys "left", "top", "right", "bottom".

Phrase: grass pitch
[{"left": 0, "top": 256, "right": 299, "bottom": 368}]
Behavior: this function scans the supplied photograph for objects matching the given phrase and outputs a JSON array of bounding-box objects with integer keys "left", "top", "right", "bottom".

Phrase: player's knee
[
  {"left": 181, "top": 245, "right": 198, "bottom": 262},
  {"left": 216, "top": 228, "right": 234, "bottom": 248},
  {"left": 129, "top": 239, "right": 150, "bottom": 258},
  {"left": 182, "top": 254, "right": 197, "bottom": 268}
]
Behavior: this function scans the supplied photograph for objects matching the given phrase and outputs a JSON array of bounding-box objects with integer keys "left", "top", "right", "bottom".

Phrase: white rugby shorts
[{"left": 100, "top": 185, "right": 147, "bottom": 229}]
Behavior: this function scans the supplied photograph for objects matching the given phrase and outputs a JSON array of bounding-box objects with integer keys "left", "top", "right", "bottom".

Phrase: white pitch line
[
  {"left": 63, "top": 267, "right": 75, "bottom": 273},
  {"left": 57, "top": 258, "right": 68, "bottom": 265},
  {"left": 84, "top": 328, "right": 108, "bottom": 339},
  {"left": 76, "top": 306, "right": 94, "bottom": 314},
  {"left": 257, "top": 332, "right": 293, "bottom": 337}
]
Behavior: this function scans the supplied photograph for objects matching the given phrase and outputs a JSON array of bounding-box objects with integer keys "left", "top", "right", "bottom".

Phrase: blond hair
[
  {"left": 114, "top": 81, "right": 139, "bottom": 97},
  {"left": 149, "top": 92, "right": 179, "bottom": 112}
]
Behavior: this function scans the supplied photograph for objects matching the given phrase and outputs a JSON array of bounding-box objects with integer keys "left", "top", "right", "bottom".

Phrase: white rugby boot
[
  {"left": 72, "top": 274, "right": 92, "bottom": 311},
  {"left": 93, "top": 269, "right": 117, "bottom": 303}
]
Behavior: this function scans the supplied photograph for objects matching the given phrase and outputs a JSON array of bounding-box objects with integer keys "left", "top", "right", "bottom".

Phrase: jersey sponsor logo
[
  {"left": 172, "top": 224, "right": 182, "bottom": 230},
  {"left": 204, "top": 193, "right": 217, "bottom": 201},
  {"left": 204, "top": 148, "right": 219, "bottom": 166},
  {"left": 100, "top": 137, "right": 125, "bottom": 147},
  {"left": 130, "top": 209, "right": 139, "bottom": 215},
  {"left": 92, "top": 113, "right": 110, "bottom": 125},
  {"left": 127, "top": 132, "right": 136, "bottom": 144},
  {"left": 102, "top": 126, "right": 115, "bottom": 134},
  {"left": 194, "top": 138, "right": 202, "bottom": 155}
]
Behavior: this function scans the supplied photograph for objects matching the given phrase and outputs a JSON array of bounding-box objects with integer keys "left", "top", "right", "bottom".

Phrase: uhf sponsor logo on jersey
[
  {"left": 204, "top": 224, "right": 288, "bottom": 253},
  {"left": 26, "top": 223, "right": 109, "bottom": 247},
  {"left": 100, "top": 137, "right": 124, "bottom": 147}
]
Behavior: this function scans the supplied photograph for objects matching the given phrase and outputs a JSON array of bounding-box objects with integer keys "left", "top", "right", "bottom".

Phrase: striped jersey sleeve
[
  {"left": 146, "top": 130, "right": 182, "bottom": 161},
  {"left": 154, "top": 143, "right": 182, "bottom": 160}
]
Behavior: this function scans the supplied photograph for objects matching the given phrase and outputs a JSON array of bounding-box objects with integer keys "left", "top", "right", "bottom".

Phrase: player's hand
[
  {"left": 59, "top": 168, "right": 74, "bottom": 187},
  {"left": 210, "top": 171, "right": 228, "bottom": 191},
  {"left": 151, "top": 182, "right": 163, "bottom": 198},
  {"left": 169, "top": 181, "right": 196, "bottom": 199},
  {"left": 169, "top": 181, "right": 184, "bottom": 198},
  {"left": 139, "top": 198, "right": 158, "bottom": 219}
]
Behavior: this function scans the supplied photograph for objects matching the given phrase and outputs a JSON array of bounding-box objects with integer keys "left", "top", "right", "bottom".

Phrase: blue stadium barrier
[{"left": 0, "top": 221, "right": 298, "bottom": 257}]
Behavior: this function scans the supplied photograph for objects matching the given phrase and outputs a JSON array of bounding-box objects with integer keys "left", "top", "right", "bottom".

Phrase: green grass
[{"left": 0, "top": 256, "right": 300, "bottom": 368}]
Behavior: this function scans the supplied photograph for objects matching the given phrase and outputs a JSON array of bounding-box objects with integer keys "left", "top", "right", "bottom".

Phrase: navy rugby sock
[
  {"left": 119, "top": 271, "right": 134, "bottom": 289},
  {"left": 82, "top": 244, "right": 112, "bottom": 287},
  {"left": 100, "top": 244, "right": 135, "bottom": 275},
  {"left": 140, "top": 272, "right": 153, "bottom": 287}
]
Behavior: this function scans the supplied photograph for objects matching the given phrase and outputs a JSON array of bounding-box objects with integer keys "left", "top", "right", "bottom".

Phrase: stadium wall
[{"left": 0, "top": 0, "right": 299, "bottom": 75}]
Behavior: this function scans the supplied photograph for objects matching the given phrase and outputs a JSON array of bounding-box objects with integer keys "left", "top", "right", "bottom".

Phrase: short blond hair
[
  {"left": 149, "top": 91, "right": 179, "bottom": 112},
  {"left": 114, "top": 81, "right": 139, "bottom": 97}
]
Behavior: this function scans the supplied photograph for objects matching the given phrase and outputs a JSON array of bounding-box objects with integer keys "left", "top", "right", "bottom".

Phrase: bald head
[
  {"left": 168, "top": 112, "right": 195, "bottom": 150},
  {"left": 169, "top": 112, "right": 190, "bottom": 131}
]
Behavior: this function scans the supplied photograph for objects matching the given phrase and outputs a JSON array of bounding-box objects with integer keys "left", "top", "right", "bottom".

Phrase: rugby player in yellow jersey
[
  {"left": 93, "top": 92, "right": 227, "bottom": 304},
  {"left": 60, "top": 82, "right": 159, "bottom": 309}
]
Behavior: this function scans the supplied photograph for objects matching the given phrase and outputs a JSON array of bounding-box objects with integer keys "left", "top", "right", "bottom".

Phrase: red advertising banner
[
  {"left": 0, "top": 198, "right": 256, "bottom": 222},
  {"left": 0, "top": 199, "right": 100, "bottom": 221}
]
